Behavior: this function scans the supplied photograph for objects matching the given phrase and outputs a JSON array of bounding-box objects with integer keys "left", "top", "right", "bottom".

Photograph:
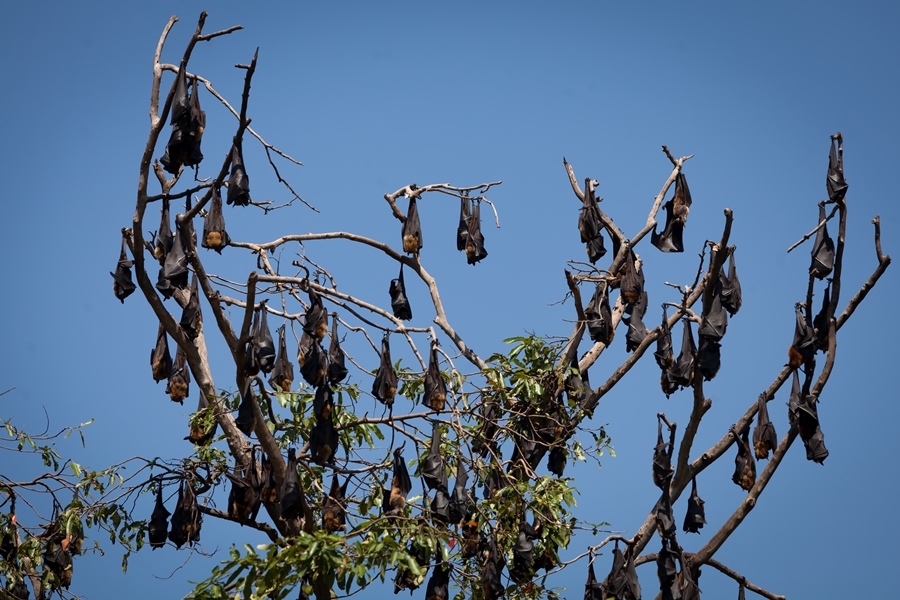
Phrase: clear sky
[{"left": 1, "top": 1, "right": 898, "bottom": 598}]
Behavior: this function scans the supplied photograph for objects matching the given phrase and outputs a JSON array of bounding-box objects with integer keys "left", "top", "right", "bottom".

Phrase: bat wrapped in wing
[
  {"left": 110, "top": 237, "right": 136, "bottom": 303},
  {"left": 383, "top": 448, "right": 411, "bottom": 518},
  {"left": 620, "top": 249, "right": 644, "bottom": 305},
  {"left": 148, "top": 485, "right": 170, "bottom": 549},
  {"left": 826, "top": 135, "right": 848, "bottom": 202},
  {"left": 578, "top": 178, "right": 607, "bottom": 263},
  {"left": 150, "top": 323, "right": 172, "bottom": 383},
  {"left": 457, "top": 196, "right": 471, "bottom": 251},
  {"left": 234, "top": 379, "right": 257, "bottom": 437},
  {"left": 656, "top": 538, "right": 680, "bottom": 600},
  {"left": 326, "top": 318, "right": 348, "bottom": 383},
  {"left": 465, "top": 200, "right": 488, "bottom": 265},
  {"left": 651, "top": 172, "right": 692, "bottom": 253},
  {"left": 655, "top": 307, "right": 678, "bottom": 397},
  {"left": 299, "top": 335, "right": 326, "bottom": 386},
  {"left": 153, "top": 198, "right": 174, "bottom": 262},
  {"left": 280, "top": 448, "right": 304, "bottom": 519},
  {"left": 322, "top": 475, "right": 348, "bottom": 532},
  {"left": 813, "top": 284, "right": 831, "bottom": 352},
  {"left": 654, "top": 488, "right": 676, "bottom": 540},
  {"left": 389, "top": 265, "right": 412, "bottom": 321},
  {"left": 226, "top": 142, "right": 251, "bottom": 206},
  {"left": 372, "top": 335, "right": 397, "bottom": 406},
  {"left": 425, "top": 561, "right": 450, "bottom": 600},
  {"left": 787, "top": 303, "right": 816, "bottom": 369},
  {"left": 448, "top": 458, "right": 470, "bottom": 523},
  {"left": 732, "top": 425, "right": 756, "bottom": 491},
  {"left": 423, "top": 344, "right": 447, "bottom": 411},
  {"left": 809, "top": 203, "right": 835, "bottom": 279},
  {"left": 510, "top": 518, "right": 539, "bottom": 583},
  {"left": 225, "top": 451, "right": 261, "bottom": 524},
  {"left": 667, "top": 318, "right": 696, "bottom": 389},
  {"left": 202, "top": 186, "right": 230, "bottom": 253},
  {"left": 166, "top": 344, "right": 190, "bottom": 403},
  {"left": 624, "top": 290, "right": 649, "bottom": 352},
  {"left": 481, "top": 533, "right": 506, "bottom": 600},
  {"left": 584, "top": 282, "right": 614, "bottom": 345},
  {"left": 269, "top": 324, "right": 294, "bottom": 392},
  {"left": 720, "top": 247, "right": 742, "bottom": 315},
  {"left": 753, "top": 393, "right": 778, "bottom": 460},
  {"left": 652, "top": 417, "right": 674, "bottom": 489},
  {"left": 422, "top": 424, "right": 446, "bottom": 490},
  {"left": 168, "top": 477, "right": 202, "bottom": 548},
  {"left": 310, "top": 411, "right": 339, "bottom": 465},
  {"left": 682, "top": 477, "right": 706, "bottom": 534},
  {"left": 303, "top": 290, "right": 329, "bottom": 341},
  {"left": 401, "top": 197, "right": 423, "bottom": 255},
  {"left": 179, "top": 275, "right": 202, "bottom": 339}
]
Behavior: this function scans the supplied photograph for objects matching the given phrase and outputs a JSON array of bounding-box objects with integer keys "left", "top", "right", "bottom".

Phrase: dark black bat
[
  {"left": 651, "top": 172, "right": 692, "bottom": 253},
  {"left": 578, "top": 178, "right": 607, "bottom": 264},
  {"left": 483, "top": 464, "right": 506, "bottom": 500},
  {"left": 473, "top": 400, "right": 499, "bottom": 457},
  {"left": 158, "top": 222, "right": 189, "bottom": 298},
  {"left": 166, "top": 344, "right": 190, "bottom": 403},
  {"left": 547, "top": 446, "right": 567, "bottom": 477},
  {"left": 110, "top": 237, "right": 136, "bottom": 303},
  {"left": 326, "top": 318, "right": 348, "bottom": 384},
  {"left": 402, "top": 197, "right": 423, "bottom": 255},
  {"left": 697, "top": 338, "right": 721, "bottom": 382},
  {"left": 168, "top": 477, "right": 202, "bottom": 548},
  {"left": 148, "top": 485, "right": 170, "bottom": 549},
  {"left": 225, "top": 452, "right": 261, "bottom": 524},
  {"left": 623, "top": 546, "right": 642, "bottom": 599},
  {"left": 313, "top": 383, "right": 334, "bottom": 421},
  {"left": 585, "top": 282, "right": 614, "bottom": 345},
  {"left": 460, "top": 517, "right": 481, "bottom": 559},
  {"left": 720, "top": 248, "right": 742, "bottom": 315},
  {"left": 310, "top": 412, "right": 339, "bottom": 466},
  {"left": 322, "top": 475, "right": 348, "bottom": 533},
  {"left": 813, "top": 284, "right": 831, "bottom": 352},
  {"left": 259, "top": 451, "right": 278, "bottom": 505},
  {"left": 624, "top": 290, "right": 650, "bottom": 352},
  {"left": 599, "top": 544, "right": 627, "bottom": 599},
  {"left": 788, "top": 373, "right": 829, "bottom": 464},
  {"left": 668, "top": 318, "right": 696, "bottom": 389},
  {"left": 565, "top": 357, "right": 589, "bottom": 407},
  {"left": 389, "top": 265, "right": 412, "bottom": 321},
  {"left": 430, "top": 486, "right": 451, "bottom": 525},
  {"left": 826, "top": 136, "right": 848, "bottom": 202},
  {"left": 184, "top": 76, "right": 205, "bottom": 167},
  {"left": 810, "top": 204, "right": 835, "bottom": 279},
  {"left": 269, "top": 324, "right": 294, "bottom": 392},
  {"left": 42, "top": 519, "right": 72, "bottom": 589},
  {"left": 393, "top": 539, "right": 430, "bottom": 594},
  {"left": 303, "top": 290, "right": 328, "bottom": 341},
  {"left": 787, "top": 303, "right": 816, "bottom": 369},
  {"left": 201, "top": 186, "right": 230, "bottom": 253},
  {"left": 255, "top": 307, "right": 276, "bottom": 374},
  {"left": 653, "top": 417, "right": 674, "bottom": 489},
  {"left": 481, "top": 533, "right": 506, "bottom": 600},
  {"left": 425, "top": 561, "right": 450, "bottom": 600},
  {"left": 732, "top": 425, "right": 756, "bottom": 491},
  {"left": 449, "top": 458, "right": 469, "bottom": 523},
  {"left": 655, "top": 307, "right": 678, "bottom": 397},
  {"left": 280, "top": 448, "right": 303, "bottom": 520},
  {"left": 510, "top": 519, "right": 539, "bottom": 584},
  {"left": 372, "top": 335, "right": 397, "bottom": 406},
  {"left": 299, "top": 334, "right": 326, "bottom": 387},
  {"left": 8, "top": 576, "right": 29, "bottom": 599},
  {"left": 422, "top": 424, "right": 446, "bottom": 490},
  {"left": 423, "top": 345, "right": 447, "bottom": 411},
  {"left": 620, "top": 249, "right": 644, "bottom": 305},
  {"left": 384, "top": 448, "right": 411, "bottom": 517},
  {"left": 753, "top": 393, "right": 778, "bottom": 460},
  {"left": 656, "top": 538, "right": 680, "bottom": 600},
  {"left": 465, "top": 200, "right": 488, "bottom": 265},
  {"left": 179, "top": 275, "right": 202, "bottom": 339},
  {"left": 698, "top": 279, "right": 728, "bottom": 343},
  {"left": 186, "top": 394, "right": 217, "bottom": 446},
  {"left": 226, "top": 142, "right": 251, "bottom": 206},
  {"left": 160, "top": 70, "right": 205, "bottom": 174},
  {"left": 150, "top": 322, "right": 172, "bottom": 383},
  {"left": 457, "top": 196, "right": 471, "bottom": 251},
  {"left": 235, "top": 379, "right": 257, "bottom": 437},
  {"left": 678, "top": 550, "right": 701, "bottom": 600},
  {"left": 682, "top": 477, "right": 706, "bottom": 534},
  {"left": 654, "top": 488, "right": 676, "bottom": 539},
  {"left": 584, "top": 560, "right": 601, "bottom": 600},
  {"left": 153, "top": 198, "right": 174, "bottom": 262}
]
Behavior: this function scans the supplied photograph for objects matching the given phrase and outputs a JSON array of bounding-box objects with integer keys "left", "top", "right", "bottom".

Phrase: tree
[{"left": 0, "top": 10, "right": 893, "bottom": 600}]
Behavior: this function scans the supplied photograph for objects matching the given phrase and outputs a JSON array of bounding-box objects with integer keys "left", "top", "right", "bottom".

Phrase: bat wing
[
  {"left": 457, "top": 197, "right": 471, "bottom": 251},
  {"left": 148, "top": 486, "right": 170, "bottom": 549},
  {"left": 682, "top": 477, "right": 706, "bottom": 533},
  {"left": 810, "top": 204, "right": 835, "bottom": 279},
  {"left": 826, "top": 137, "right": 848, "bottom": 202},
  {"left": 668, "top": 319, "right": 696, "bottom": 388},
  {"left": 226, "top": 143, "right": 251, "bottom": 206},
  {"left": 235, "top": 380, "right": 256, "bottom": 436},
  {"left": 422, "top": 424, "right": 446, "bottom": 490},
  {"left": 255, "top": 308, "right": 276, "bottom": 373},
  {"left": 720, "top": 249, "right": 743, "bottom": 315},
  {"left": 111, "top": 237, "right": 136, "bottom": 303},
  {"left": 326, "top": 318, "right": 348, "bottom": 383},
  {"left": 372, "top": 336, "right": 397, "bottom": 405},
  {"left": 389, "top": 266, "right": 413, "bottom": 321},
  {"left": 423, "top": 345, "right": 447, "bottom": 411}
]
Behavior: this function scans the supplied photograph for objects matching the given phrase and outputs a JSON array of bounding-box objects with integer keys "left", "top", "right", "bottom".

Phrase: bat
[
  {"left": 7, "top": 577, "right": 28, "bottom": 599},
  {"left": 166, "top": 344, "right": 190, "bottom": 403},
  {"left": 656, "top": 538, "right": 680, "bottom": 600},
  {"left": 422, "top": 423, "right": 447, "bottom": 490},
  {"left": 185, "top": 394, "right": 217, "bottom": 446},
  {"left": 732, "top": 425, "right": 756, "bottom": 491},
  {"left": 465, "top": 200, "right": 489, "bottom": 265},
  {"left": 269, "top": 324, "right": 294, "bottom": 392},
  {"left": 473, "top": 400, "right": 499, "bottom": 457},
  {"left": 299, "top": 334, "right": 326, "bottom": 386},
  {"left": 787, "top": 303, "right": 816, "bottom": 369},
  {"left": 310, "top": 411, "right": 339, "bottom": 465},
  {"left": 720, "top": 248, "right": 742, "bottom": 315},
  {"left": 598, "top": 544, "right": 627, "bottom": 599},
  {"left": 483, "top": 464, "right": 505, "bottom": 500},
  {"left": 423, "top": 345, "right": 447, "bottom": 411},
  {"left": 179, "top": 275, "right": 202, "bottom": 339},
  {"left": 110, "top": 237, "right": 136, "bottom": 303},
  {"left": 697, "top": 338, "right": 721, "bottom": 381},
  {"left": 313, "top": 383, "right": 334, "bottom": 421},
  {"left": 620, "top": 249, "right": 644, "bottom": 305},
  {"left": 184, "top": 76, "right": 205, "bottom": 167},
  {"left": 548, "top": 446, "right": 567, "bottom": 477},
  {"left": 789, "top": 374, "right": 829, "bottom": 464},
  {"left": 160, "top": 68, "right": 205, "bottom": 173},
  {"left": 42, "top": 528, "right": 73, "bottom": 589},
  {"left": 430, "top": 486, "right": 451, "bottom": 524},
  {"left": 584, "top": 560, "right": 601, "bottom": 600},
  {"left": 457, "top": 196, "right": 471, "bottom": 251},
  {"left": 245, "top": 306, "right": 276, "bottom": 374},
  {"left": 511, "top": 519, "right": 539, "bottom": 583},
  {"left": 259, "top": 451, "right": 278, "bottom": 504},
  {"left": 280, "top": 448, "right": 303, "bottom": 520},
  {"left": 624, "top": 290, "right": 650, "bottom": 352},
  {"left": 158, "top": 222, "right": 189, "bottom": 298},
  {"left": 372, "top": 335, "right": 397, "bottom": 406},
  {"left": 668, "top": 318, "right": 696, "bottom": 389},
  {"left": 384, "top": 448, "right": 411, "bottom": 517},
  {"left": 622, "top": 547, "right": 642, "bottom": 600},
  {"left": 303, "top": 290, "right": 328, "bottom": 341},
  {"left": 225, "top": 453, "right": 262, "bottom": 524},
  {"left": 148, "top": 485, "right": 170, "bottom": 549},
  {"left": 809, "top": 204, "right": 835, "bottom": 279},
  {"left": 389, "top": 265, "right": 412, "bottom": 321},
  {"left": 826, "top": 136, "right": 848, "bottom": 202},
  {"left": 168, "top": 477, "right": 202, "bottom": 548},
  {"left": 235, "top": 379, "right": 257, "bottom": 437},
  {"left": 578, "top": 178, "right": 607, "bottom": 264},
  {"left": 652, "top": 417, "right": 674, "bottom": 489},
  {"left": 322, "top": 475, "right": 348, "bottom": 532},
  {"left": 402, "top": 197, "right": 423, "bottom": 255},
  {"left": 655, "top": 307, "right": 678, "bottom": 397},
  {"left": 584, "top": 281, "right": 614, "bottom": 345},
  {"left": 326, "top": 318, "right": 348, "bottom": 384},
  {"left": 460, "top": 518, "right": 481, "bottom": 559},
  {"left": 698, "top": 279, "right": 728, "bottom": 342},
  {"left": 481, "top": 533, "right": 506, "bottom": 600},
  {"left": 202, "top": 186, "right": 230, "bottom": 253},
  {"left": 682, "top": 477, "right": 706, "bottom": 534},
  {"left": 651, "top": 172, "right": 692, "bottom": 253},
  {"left": 425, "top": 562, "right": 449, "bottom": 600},
  {"left": 394, "top": 540, "right": 430, "bottom": 594},
  {"left": 565, "top": 357, "right": 589, "bottom": 407},
  {"left": 449, "top": 458, "right": 469, "bottom": 523},
  {"left": 150, "top": 323, "right": 172, "bottom": 383},
  {"left": 654, "top": 488, "right": 676, "bottom": 539},
  {"left": 813, "top": 284, "right": 831, "bottom": 352},
  {"left": 753, "top": 393, "right": 778, "bottom": 460},
  {"left": 153, "top": 198, "right": 174, "bottom": 262},
  {"left": 678, "top": 550, "right": 701, "bottom": 600},
  {"left": 226, "top": 142, "right": 251, "bottom": 206}
]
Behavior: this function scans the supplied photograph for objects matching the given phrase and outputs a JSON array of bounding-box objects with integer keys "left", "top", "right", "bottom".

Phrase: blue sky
[{"left": 1, "top": 1, "right": 898, "bottom": 598}]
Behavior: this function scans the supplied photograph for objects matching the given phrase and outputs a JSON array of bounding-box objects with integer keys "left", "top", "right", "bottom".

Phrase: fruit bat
[
  {"left": 753, "top": 393, "right": 778, "bottom": 460},
  {"left": 394, "top": 539, "right": 430, "bottom": 594},
  {"left": 483, "top": 464, "right": 505, "bottom": 500},
  {"left": 598, "top": 545, "right": 628, "bottom": 599},
  {"left": 150, "top": 323, "right": 172, "bottom": 383},
  {"left": 623, "top": 547, "right": 642, "bottom": 600},
  {"left": 481, "top": 533, "right": 506, "bottom": 600},
  {"left": 425, "top": 562, "right": 450, "bottom": 600},
  {"left": 259, "top": 451, "right": 278, "bottom": 504},
  {"left": 226, "top": 142, "right": 251, "bottom": 206},
  {"left": 720, "top": 249, "right": 742, "bottom": 316},
  {"left": 826, "top": 136, "right": 848, "bottom": 202},
  {"left": 651, "top": 172, "right": 692, "bottom": 253},
  {"left": 42, "top": 531, "right": 72, "bottom": 589},
  {"left": 465, "top": 200, "right": 489, "bottom": 265},
  {"left": 166, "top": 344, "right": 190, "bottom": 403},
  {"left": 303, "top": 290, "right": 328, "bottom": 341},
  {"left": 624, "top": 290, "right": 650, "bottom": 352},
  {"left": 732, "top": 426, "right": 756, "bottom": 491},
  {"left": 235, "top": 379, "right": 258, "bottom": 436},
  {"left": 584, "top": 561, "right": 602, "bottom": 600},
  {"left": 159, "top": 223, "right": 189, "bottom": 297},
  {"left": 153, "top": 199, "right": 174, "bottom": 262},
  {"left": 313, "top": 383, "right": 334, "bottom": 421},
  {"left": 110, "top": 237, "right": 136, "bottom": 303},
  {"left": 578, "top": 179, "right": 607, "bottom": 263},
  {"left": 548, "top": 446, "right": 567, "bottom": 477},
  {"left": 7, "top": 577, "right": 28, "bottom": 600},
  {"left": 584, "top": 282, "right": 614, "bottom": 345},
  {"left": 696, "top": 338, "right": 721, "bottom": 382},
  {"left": 653, "top": 418, "right": 674, "bottom": 489},
  {"left": 185, "top": 394, "right": 217, "bottom": 445},
  {"left": 256, "top": 308, "right": 277, "bottom": 373},
  {"left": 423, "top": 345, "right": 447, "bottom": 411},
  {"left": 473, "top": 400, "right": 499, "bottom": 457},
  {"left": 457, "top": 196, "right": 471, "bottom": 251},
  {"left": 656, "top": 538, "right": 680, "bottom": 600},
  {"left": 226, "top": 452, "right": 262, "bottom": 524},
  {"left": 511, "top": 519, "right": 539, "bottom": 583},
  {"left": 0, "top": 505, "right": 16, "bottom": 562},
  {"left": 310, "top": 413, "right": 339, "bottom": 465},
  {"left": 654, "top": 488, "right": 676, "bottom": 539},
  {"left": 620, "top": 249, "right": 644, "bottom": 305},
  {"left": 678, "top": 552, "right": 701, "bottom": 600},
  {"left": 148, "top": 485, "right": 170, "bottom": 549},
  {"left": 299, "top": 336, "right": 326, "bottom": 386},
  {"left": 160, "top": 68, "right": 205, "bottom": 173},
  {"left": 698, "top": 281, "right": 728, "bottom": 342},
  {"left": 402, "top": 197, "right": 423, "bottom": 255},
  {"left": 430, "top": 486, "right": 451, "bottom": 524},
  {"left": 787, "top": 303, "right": 816, "bottom": 369},
  {"left": 168, "top": 477, "right": 202, "bottom": 548},
  {"left": 422, "top": 424, "right": 447, "bottom": 490},
  {"left": 682, "top": 477, "right": 706, "bottom": 534},
  {"left": 384, "top": 448, "right": 411, "bottom": 517},
  {"left": 809, "top": 204, "right": 835, "bottom": 280},
  {"left": 322, "top": 475, "right": 348, "bottom": 532},
  {"left": 565, "top": 357, "right": 589, "bottom": 406},
  {"left": 788, "top": 376, "right": 828, "bottom": 464},
  {"left": 668, "top": 319, "right": 696, "bottom": 389},
  {"left": 372, "top": 335, "right": 397, "bottom": 406},
  {"left": 389, "top": 265, "right": 412, "bottom": 321},
  {"left": 449, "top": 458, "right": 469, "bottom": 523},
  {"left": 269, "top": 324, "right": 294, "bottom": 392},
  {"left": 655, "top": 308, "right": 678, "bottom": 397},
  {"left": 280, "top": 448, "right": 304, "bottom": 520},
  {"left": 202, "top": 186, "right": 230, "bottom": 253},
  {"left": 460, "top": 517, "right": 481, "bottom": 559},
  {"left": 324, "top": 320, "right": 348, "bottom": 384},
  {"left": 813, "top": 284, "right": 831, "bottom": 352},
  {"left": 179, "top": 275, "right": 202, "bottom": 339},
  {"left": 532, "top": 519, "right": 557, "bottom": 573}
]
